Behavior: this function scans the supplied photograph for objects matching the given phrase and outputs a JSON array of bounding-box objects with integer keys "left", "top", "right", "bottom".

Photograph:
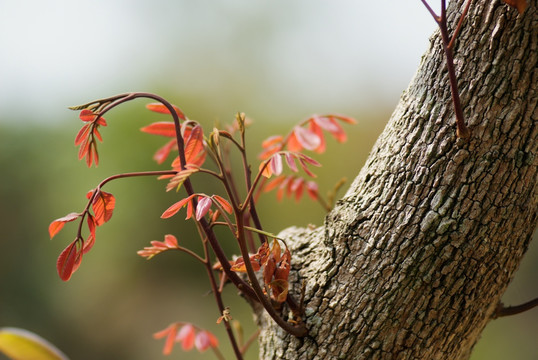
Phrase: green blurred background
[{"left": 0, "top": 1, "right": 536, "bottom": 359}]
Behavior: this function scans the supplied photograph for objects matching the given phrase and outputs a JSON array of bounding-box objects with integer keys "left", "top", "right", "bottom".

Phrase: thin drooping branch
[{"left": 494, "top": 297, "right": 538, "bottom": 318}]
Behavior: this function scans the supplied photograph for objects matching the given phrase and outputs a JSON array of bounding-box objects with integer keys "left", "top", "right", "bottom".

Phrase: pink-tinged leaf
[
  {"left": 261, "top": 135, "right": 283, "bottom": 149},
  {"left": 140, "top": 121, "right": 177, "bottom": 137},
  {"left": 161, "top": 194, "right": 196, "bottom": 219},
  {"left": 164, "top": 234, "right": 179, "bottom": 248},
  {"left": 306, "top": 181, "right": 319, "bottom": 200},
  {"left": 291, "top": 177, "right": 304, "bottom": 201},
  {"left": 308, "top": 120, "right": 326, "bottom": 154},
  {"left": 79, "top": 109, "right": 95, "bottom": 122},
  {"left": 212, "top": 195, "right": 233, "bottom": 214},
  {"left": 284, "top": 153, "right": 298, "bottom": 172},
  {"left": 49, "top": 212, "right": 81, "bottom": 239},
  {"left": 293, "top": 126, "right": 321, "bottom": 151},
  {"left": 91, "top": 190, "right": 115, "bottom": 226},
  {"left": 326, "top": 118, "right": 346, "bottom": 142},
  {"left": 298, "top": 153, "right": 321, "bottom": 167},
  {"left": 153, "top": 323, "right": 179, "bottom": 356},
  {"left": 312, "top": 116, "right": 340, "bottom": 132},
  {"left": 269, "top": 154, "right": 283, "bottom": 176},
  {"left": 146, "top": 103, "right": 186, "bottom": 120},
  {"left": 177, "top": 324, "right": 196, "bottom": 351},
  {"left": 195, "top": 196, "right": 212, "bottom": 221},
  {"left": 195, "top": 331, "right": 219, "bottom": 352},
  {"left": 230, "top": 256, "right": 261, "bottom": 272},
  {"left": 57, "top": 238, "right": 83, "bottom": 281}
]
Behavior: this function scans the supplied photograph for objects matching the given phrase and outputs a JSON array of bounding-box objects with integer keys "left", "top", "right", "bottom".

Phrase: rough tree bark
[{"left": 256, "top": 1, "right": 537, "bottom": 359}]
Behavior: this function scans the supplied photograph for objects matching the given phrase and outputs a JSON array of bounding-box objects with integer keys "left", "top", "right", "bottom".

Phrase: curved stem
[{"left": 494, "top": 297, "right": 538, "bottom": 318}]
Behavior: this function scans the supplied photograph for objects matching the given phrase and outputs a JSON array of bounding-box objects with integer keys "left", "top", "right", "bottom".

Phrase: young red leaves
[
  {"left": 50, "top": 189, "right": 116, "bottom": 281},
  {"left": 230, "top": 239, "right": 291, "bottom": 303},
  {"left": 87, "top": 190, "right": 115, "bottom": 226},
  {"left": 260, "top": 151, "right": 321, "bottom": 179},
  {"left": 142, "top": 104, "right": 207, "bottom": 170},
  {"left": 161, "top": 194, "right": 232, "bottom": 221},
  {"left": 75, "top": 109, "right": 107, "bottom": 167},
  {"left": 137, "top": 234, "right": 180, "bottom": 260},
  {"left": 264, "top": 175, "right": 319, "bottom": 202},
  {"left": 153, "top": 323, "right": 218, "bottom": 355},
  {"left": 259, "top": 114, "right": 356, "bottom": 160}
]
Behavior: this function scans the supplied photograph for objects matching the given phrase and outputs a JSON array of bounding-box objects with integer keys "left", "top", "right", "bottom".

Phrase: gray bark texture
[{"left": 256, "top": 1, "right": 537, "bottom": 359}]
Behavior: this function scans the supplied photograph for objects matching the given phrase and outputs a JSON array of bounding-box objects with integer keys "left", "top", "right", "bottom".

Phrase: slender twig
[
  {"left": 448, "top": 0, "right": 473, "bottom": 49},
  {"left": 494, "top": 298, "right": 538, "bottom": 318},
  {"left": 421, "top": 1, "right": 470, "bottom": 139}
]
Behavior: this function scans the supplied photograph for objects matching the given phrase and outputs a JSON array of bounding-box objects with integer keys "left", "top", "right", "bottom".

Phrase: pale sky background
[{"left": 0, "top": 0, "right": 436, "bottom": 124}]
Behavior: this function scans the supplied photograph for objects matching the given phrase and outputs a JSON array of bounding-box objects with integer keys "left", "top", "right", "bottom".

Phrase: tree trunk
[{"left": 256, "top": 1, "right": 537, "bottom": 359}]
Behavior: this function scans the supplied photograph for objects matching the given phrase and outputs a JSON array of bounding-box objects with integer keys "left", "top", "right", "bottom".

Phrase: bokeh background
[{"left": 0, "top": 1, "right": 536, "bottom": 359}]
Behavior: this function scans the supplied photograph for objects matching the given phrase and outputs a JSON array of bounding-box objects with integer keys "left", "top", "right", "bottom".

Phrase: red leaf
[
  {"left": 261, "top": 135, "right": 283, "bottom": 149},
  {"left": 164, "top": 234, "right": 179, "bottom": 248},
  {"left": 49, "top": 212, "right": 81, "bottom": 239},
  {"left": 293, "top": 126, "right": 321, "bottom": 151},
  {"left": 308, "top": 120, "right": 326, "bottom": 153},
  {"left": 184, "top": 125, "right": 206, "bottom": 167},
  {"left": 264, "top": 175, "right": 286, "bottom": 193},
  {"left": 326, "top": 118, "right": 347, "bottom": 142},
  {"left": 154, "top": 139, "right": 177, "bottom": 164},
  {"left": 195, "top": 196, "right": 212, "bottom": 221},
  {"left": 153, "top": 323, "right": 179, "bottom": 356},
  {"left": 212, "top": 195, "right": 233, "bottom": 214},
  {"left": 161, "top": 194, "right": 196, "bottom": 219},
  {"left": 286, "top": 132, "right": 303, "bottom": 152},
  {"left": 503, "top": 0, "right": 527, "bottom": 14},
  {"left": 57, "top": 238, "right": 83, "bottom": 281},
  {"left": 140, "top": 121, "right": 177, "bottom": 137},
  {"left": 146, "top": 103, "right": 186, "bottom": 120},
  {"left": 79, "top": 109, "right": 95, "bottom": 122},
  {"left": 74, "top": 123, "right": 91, "bottom": 146},
  {"left": 331, "top": 113, "right": 357, "bottom": 124},
  {"left": 84, "top": 214, "right": 96, "bottom": 254},
  {"left": 91, "top": 190, "right": 115, "bottom": 226}
]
